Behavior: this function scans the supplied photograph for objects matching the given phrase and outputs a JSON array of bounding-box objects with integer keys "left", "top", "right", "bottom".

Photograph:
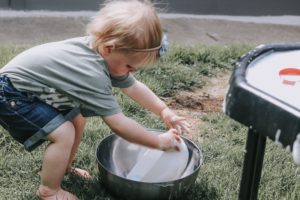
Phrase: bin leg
[{"left": 238, "top": 129, "right": 266, "bottom": 200}]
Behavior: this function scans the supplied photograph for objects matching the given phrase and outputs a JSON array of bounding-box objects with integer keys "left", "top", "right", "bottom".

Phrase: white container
[{"left": 126, "top": 138, "right": 189, "bottom": 182}]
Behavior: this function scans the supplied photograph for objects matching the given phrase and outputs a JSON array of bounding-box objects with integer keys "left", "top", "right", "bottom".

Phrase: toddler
[{"left": 0, "top": 0, "right": 191, "bottom": 199}]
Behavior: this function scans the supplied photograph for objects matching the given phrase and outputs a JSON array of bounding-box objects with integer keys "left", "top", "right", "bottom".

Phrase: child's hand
[
  {"left": 157, "top": 129, "right": 181, "bottom": 151},
  {"left": 160, "top": 107, "right": 191, "bottom": 134}
]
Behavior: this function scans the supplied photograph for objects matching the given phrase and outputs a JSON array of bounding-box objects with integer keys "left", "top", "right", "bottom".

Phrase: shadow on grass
[
  {"left": 20, "top": 173, "right": 219, "bottom": 200},
  {"left": 20, "top": 175, "right": 115, "bottom": 200},
  {"left": 73, "top": 176, "right": 219, "bottom": 200},
  {"left": 185, "top": 179, "right": 220, "bottom": 200},
  {"left": 65, "top": 174, "right": 116, "bottom": 200},
  {"left": 71, "top": 174, "right": 220, "bottom": 200}
]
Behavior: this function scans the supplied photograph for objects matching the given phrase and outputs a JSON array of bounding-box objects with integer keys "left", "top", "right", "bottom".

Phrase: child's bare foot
[
  {"left": 36, "top": 186, "right": 78, "bottom": 200},
  {"left": 68, "top": 167, "right": 91, "bottom": 179}
]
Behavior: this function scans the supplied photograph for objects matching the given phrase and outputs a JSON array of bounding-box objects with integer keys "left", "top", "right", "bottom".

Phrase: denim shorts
[{"left": 0, "top": 76, "right": 80, "bottom": 151}]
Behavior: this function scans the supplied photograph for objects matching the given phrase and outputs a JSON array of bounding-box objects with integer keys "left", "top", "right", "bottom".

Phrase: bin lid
[{"left": 246, "top": 50, "right": 300, "bottom": 109}]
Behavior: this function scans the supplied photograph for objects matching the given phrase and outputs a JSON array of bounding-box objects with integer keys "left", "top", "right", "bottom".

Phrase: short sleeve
[
  {"left": 110, "top": 73, "right": 136, "bottom": 88},
  {"left": 75, "top": 90, "right": 122, "bottom": 117}
]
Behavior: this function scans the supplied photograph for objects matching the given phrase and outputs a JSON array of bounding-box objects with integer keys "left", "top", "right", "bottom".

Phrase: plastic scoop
[{"left": 126, "top": 138, "right": 189, "bottom": 182}]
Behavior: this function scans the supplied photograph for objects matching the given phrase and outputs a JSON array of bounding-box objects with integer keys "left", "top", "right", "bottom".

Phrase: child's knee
[
  {"left": 47, "top": 121, "right": 75, "bottom": 147},
  {"left": 72, "top": 114, "right": 86, "bottom": 128}
]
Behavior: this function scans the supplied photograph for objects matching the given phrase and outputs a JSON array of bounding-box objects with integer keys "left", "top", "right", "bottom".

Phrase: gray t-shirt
[{"left": 0, "top": 36, "right": 136, "bottom": 117}]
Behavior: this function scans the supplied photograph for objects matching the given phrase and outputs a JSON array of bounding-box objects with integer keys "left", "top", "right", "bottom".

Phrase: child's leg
[
  {"left": 66, "top": 114, "right": 91, "bottom": 178},
  {"left": 38, "top": 121, "right": 77, "bottom": 198},
  {"left": 0, "top": 76, "right": 80, "bottom": 198}
]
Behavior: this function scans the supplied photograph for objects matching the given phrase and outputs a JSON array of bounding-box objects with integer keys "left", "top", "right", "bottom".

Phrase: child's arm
[
  {"left": 121, "top": 80, "right": 191, "bottom": 133},
  {"left": 102, "top": 112, "right": 181, "bottom": 151},
  {"left": 121, "top": 80, "right": 166, "bottom": 115}
]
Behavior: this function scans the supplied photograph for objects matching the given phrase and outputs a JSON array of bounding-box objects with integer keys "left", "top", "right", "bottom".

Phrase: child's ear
[{"left": 100, "top": 44, "right": 116, "bottom": 56}]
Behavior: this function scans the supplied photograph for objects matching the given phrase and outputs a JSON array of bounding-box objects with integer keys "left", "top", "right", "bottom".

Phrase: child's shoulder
[
  {"left": 44, "top": 36, "right": 90, "bottom": 48},
  {"left": 29, "top": 36, "right": 94, "bottom": 56}
]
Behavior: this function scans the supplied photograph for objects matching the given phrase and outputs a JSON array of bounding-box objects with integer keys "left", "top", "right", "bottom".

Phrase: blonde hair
[{"left": 86, "top": 0, "right": 163, "bottom": 65}]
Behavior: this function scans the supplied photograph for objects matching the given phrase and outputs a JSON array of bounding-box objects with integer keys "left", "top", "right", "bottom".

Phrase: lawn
[{"left": 0, "top": 44, "right": 299, "bottom": 200}]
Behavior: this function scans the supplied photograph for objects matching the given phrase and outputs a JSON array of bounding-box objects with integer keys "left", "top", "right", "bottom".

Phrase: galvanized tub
[{"left": 96, "top": 129, "right": 203, "bottom": 200}]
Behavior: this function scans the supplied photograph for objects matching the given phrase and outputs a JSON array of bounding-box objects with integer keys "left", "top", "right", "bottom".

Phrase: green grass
[
  {"left": 135, "top": 44, "right": 251, "bottom": 97},
  {"left": 1, "top": 44, "right": 299, "bottom": 199},
  {"left": 198, "top": 113, "right": 300, "bottom": 200}
]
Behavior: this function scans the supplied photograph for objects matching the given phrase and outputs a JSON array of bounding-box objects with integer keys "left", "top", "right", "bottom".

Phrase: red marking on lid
[
  {"left": 279, "top": 68, "right": 300, "bottom": 76},
  {"left": 279, "top": 68, "right": 300, "bottom": 85},
  {"left": 282, "top": 79, "right": 296, "bottom": 85}
]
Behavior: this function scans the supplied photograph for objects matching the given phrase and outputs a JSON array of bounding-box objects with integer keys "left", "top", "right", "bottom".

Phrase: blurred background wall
[{"left": 1, "top": 0, "right": 300, "bottom": 15}]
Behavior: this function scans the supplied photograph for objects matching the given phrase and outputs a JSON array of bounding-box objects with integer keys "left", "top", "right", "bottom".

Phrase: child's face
[{"left": 102, "top": 50, "right": 143, "bottom": 76}]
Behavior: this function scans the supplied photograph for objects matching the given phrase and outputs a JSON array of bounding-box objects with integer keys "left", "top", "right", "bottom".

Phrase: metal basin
[{"left": 96, "top": 129, "right": 203, "bottom": 200}]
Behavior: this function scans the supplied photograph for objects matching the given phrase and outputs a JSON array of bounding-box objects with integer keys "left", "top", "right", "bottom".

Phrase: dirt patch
[
  {"left": 167, "top": 72, "right": 231, "bottom": 140},
  {"left": 167, "top": 93, "right": 223, "bottom": 112},
  {"left": 167, "top": 72, "right": 230, "bottom": 112}
]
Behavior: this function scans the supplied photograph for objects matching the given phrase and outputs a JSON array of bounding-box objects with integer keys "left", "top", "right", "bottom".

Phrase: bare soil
[
  {"left": 166, "top": 73, "right": 231, "bottom": 140},
  {"left": 167, "top": 73, "right": 229, "bottom": 112}
]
